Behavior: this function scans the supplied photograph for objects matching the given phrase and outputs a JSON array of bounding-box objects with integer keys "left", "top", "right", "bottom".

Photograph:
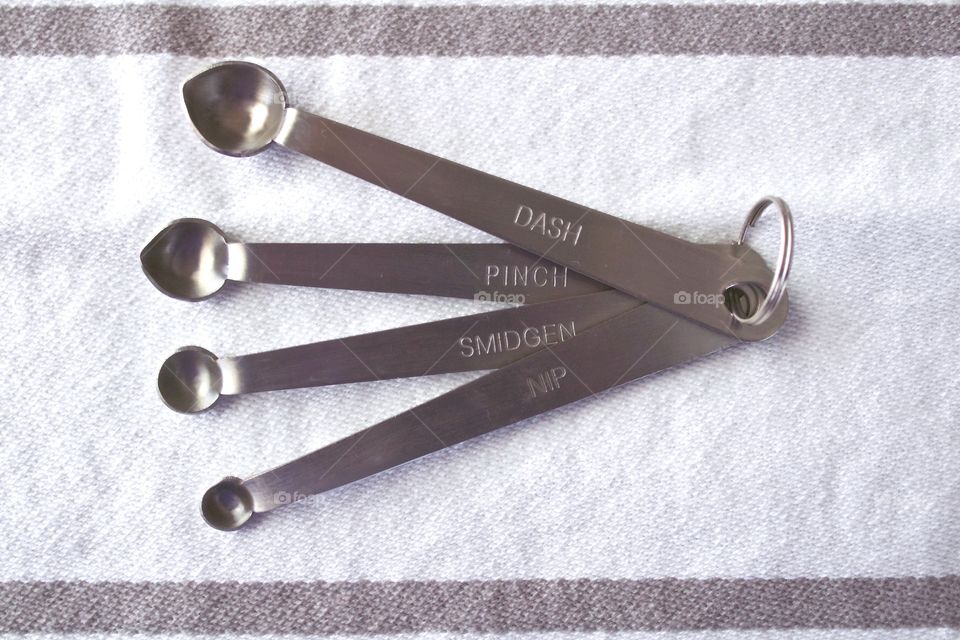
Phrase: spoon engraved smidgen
[
  {"left": 195, "top": 239, "right": 790, "bottom": 530},
  {"left": 151, "top": 227, "right": 782, "bottom": 414},
  {"left": 203, "top": 297, "right": 789, "bottom": 531},
  {"left": 182, "top": 61, "right": 787, "bottom": 340},
  {"left": 158, "top": 290, "right": 639, "bottom": 413}
]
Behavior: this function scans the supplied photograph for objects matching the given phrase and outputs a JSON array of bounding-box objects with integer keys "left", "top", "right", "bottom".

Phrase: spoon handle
[
  {"left": 240, "top": 299, "right": 736, "bottom": 514},
  {"left": 228, "top": 242, "right": 609, "bottom": 304},
  {"left": 219, "top": 290, "right": 639, "bottom": 395},
  {"left": 275, "top": 108, "right": 776, "bottom": 340}
]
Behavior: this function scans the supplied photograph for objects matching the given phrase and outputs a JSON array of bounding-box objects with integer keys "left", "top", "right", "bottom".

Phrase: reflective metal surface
[
  {"left": 735, "top": 197, "right": 794, "bottom": 326},
  {"left": 141, "top": 219, "right": 609, "bottom": 304},
  {"left": 201, "top": 477, "right": 254, "bottom": 531},
  {"left": 207, "top": 297, "right": 783, "bottom": 530},
  {"left": 159, "top": 290, "right": 639, "bottom": 413},
  {"left": 140, "top": 219, "right": 229, "bottom": 301},
  {"left": 157, "top": 346, "right": 222, "bottom": 413},
  {"left": 202, "top": 244, "right": 788, "bottom": 529},
  {"left": 182, "top": 61, "right": 287, "bottom": 157},
  {"left": 179, "top": 62, "right": 797, "bottom": 529},
  {"left": 183, "top": 62, "right": 786, "bottom": 341}
]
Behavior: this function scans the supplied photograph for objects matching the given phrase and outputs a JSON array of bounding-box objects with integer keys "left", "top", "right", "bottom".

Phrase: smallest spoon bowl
[
  {"left": 202, "top": 477, "right": 254, "bottom": 531},
  {"left": 141, "top": 219, "right": 230, "bottom": 301},
  {"left": 158, "top": 346, "right": 223, "bottom": 413}
]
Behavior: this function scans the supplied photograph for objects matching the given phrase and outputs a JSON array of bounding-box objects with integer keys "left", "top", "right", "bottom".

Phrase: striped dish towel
[{"left": 1, "top": 1, "right": 958, "bottom": 637}]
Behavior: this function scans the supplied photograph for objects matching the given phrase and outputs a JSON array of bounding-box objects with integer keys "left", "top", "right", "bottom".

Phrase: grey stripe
[
  {"left": 1, "top": 577, "right": 958, "bottom": 632},
  {"left": 1, "top": 4, "right": 960, "bottom": 57}
]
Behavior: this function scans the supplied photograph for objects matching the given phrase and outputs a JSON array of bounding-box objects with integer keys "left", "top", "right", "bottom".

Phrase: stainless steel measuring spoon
[
  {"left": 155, "top": 206, "right": 783, "bottom": 413},
  {"left": 159, "top": 290, "right": 639, "bottom": 413},
  {"left": 183, "top": 62, "right": 788, "bottom": 341},
  {"left": 140, "top": 218, "right": 609, "bottom": 304},
  {"left": 199, "top": 223, "right": 790, "bottom": 530},
  {"left": 203, "top": 292, "right": 788, "bottom": 531}
]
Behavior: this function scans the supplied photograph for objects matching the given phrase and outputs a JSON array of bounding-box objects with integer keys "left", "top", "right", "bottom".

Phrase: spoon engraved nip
[
  {"left": 183, "top": 61, "right": 786, "bottom": 341},
  {"left": 202, "top": 296, "right": 788, "bottom": 530},
  {"left": 197, "top": 220, "right": 789, "bottom": 528}
]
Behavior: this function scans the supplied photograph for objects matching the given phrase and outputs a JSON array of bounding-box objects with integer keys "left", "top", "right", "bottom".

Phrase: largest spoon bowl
[{"left": 183, "top": 61, "right": 288, "bottom": 157}]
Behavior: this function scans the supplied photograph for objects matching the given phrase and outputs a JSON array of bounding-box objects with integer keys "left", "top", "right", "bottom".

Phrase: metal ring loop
[{"left": 733, "top": 196, "right": 794, "bottom": 326}]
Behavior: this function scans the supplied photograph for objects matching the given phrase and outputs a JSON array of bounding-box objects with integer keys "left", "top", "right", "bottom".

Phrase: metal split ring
[{"left": 734, "top": 196, "right": 794, "bottom": 326}]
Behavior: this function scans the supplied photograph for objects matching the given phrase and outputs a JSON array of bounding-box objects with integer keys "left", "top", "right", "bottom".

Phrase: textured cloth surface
[{"left": 0, "top": 1, "right": 959, "bottom": 636}]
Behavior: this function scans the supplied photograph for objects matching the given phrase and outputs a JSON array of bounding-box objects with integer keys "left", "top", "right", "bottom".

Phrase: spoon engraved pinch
[{"left": 140, "top": 218, "right": 610, "bottom": 303}]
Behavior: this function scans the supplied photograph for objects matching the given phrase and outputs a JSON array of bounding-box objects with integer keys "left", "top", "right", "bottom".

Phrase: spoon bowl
[
  {"left": 158, "top": 346, "right": 223, "bottom": 413},
  {"left": 183, "top": 61, "right": 288, "bottom": 157},
  {"left": 202, "top": 477, "right": 254, "bottom": 531},
  {"left": 141, "top": 219, "right": 230, "bottom": 301}
]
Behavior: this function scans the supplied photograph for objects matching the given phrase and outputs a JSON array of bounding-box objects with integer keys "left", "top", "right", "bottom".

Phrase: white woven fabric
[{"left": 0, "top": 52, "right": 958, "bottom": 587}]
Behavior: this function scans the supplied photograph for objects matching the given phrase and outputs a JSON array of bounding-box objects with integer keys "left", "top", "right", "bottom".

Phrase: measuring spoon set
[{"left": 142, "top": 61, "right": 794, "bottom": 530}]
